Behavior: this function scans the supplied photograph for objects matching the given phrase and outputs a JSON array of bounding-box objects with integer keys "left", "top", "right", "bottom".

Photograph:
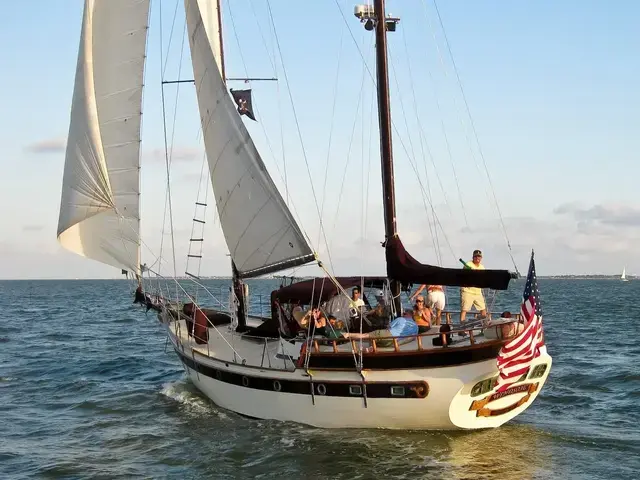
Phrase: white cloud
[
  {"left": 24, "top": 137, "right": 66, "bottom": 154},
  {"left": 3, "top": 199, "right": 639, "bottom": 278},
  {"left": 148, "top": 147, "right": 203, "bottom": 164},
  {"left": 22, "top": 225, "right": 44, "bottom": 232},
  {"left": 554, "top": 202, "right": 640, "bottom": 228}
]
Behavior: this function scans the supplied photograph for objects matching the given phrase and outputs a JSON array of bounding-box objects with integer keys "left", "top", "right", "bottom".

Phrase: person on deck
[
  {"left": 411, "top": 284, "right": 445, "bottom": 325},
  {"left": 342, "top": 310, "right": 418, "bottom": 348},
  {"left": 133, "top": 285, "right": 157, "bottom": 312},
  {"left": 351, "top": 287, "right": 365, "bottom": 308},
  {"left": 460, "top": 249, "right": 487, "bottom": 325},
  {"left": 293, "top": 308, "right": 327, "bottom": 332},
  {"left": 323, "top": 315, "right": 347, "bottom": 339},
  {"left": 412, "top": 295, "right": 432, "bottom": 333}
]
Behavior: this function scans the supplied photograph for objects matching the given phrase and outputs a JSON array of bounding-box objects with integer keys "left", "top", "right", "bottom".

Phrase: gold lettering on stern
[{"left": 469, "top": 383, "right": 539, "bottom": 417}]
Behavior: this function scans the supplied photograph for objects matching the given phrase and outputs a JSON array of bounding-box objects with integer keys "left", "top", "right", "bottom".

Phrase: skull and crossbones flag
[{"left": 230, "top": 88, "right": 257, "bottom": 121}]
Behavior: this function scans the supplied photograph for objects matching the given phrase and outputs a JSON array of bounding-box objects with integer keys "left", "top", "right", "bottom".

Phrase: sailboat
[
  {"left": 57, "top": 0, "right": 552, "bottom": 430},
  {"left": 621, "top": 267, "right": 628, "bottom": 282}
]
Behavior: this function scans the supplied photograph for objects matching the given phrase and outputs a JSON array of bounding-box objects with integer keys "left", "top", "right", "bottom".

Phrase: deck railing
[
  {"left": 308, "top": 316, "right": 522, "bottom": 354},
  {"left": 162, "top": 296, "right": 524, "bottom": 369}
]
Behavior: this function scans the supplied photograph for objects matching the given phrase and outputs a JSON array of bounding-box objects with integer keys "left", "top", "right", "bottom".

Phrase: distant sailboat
[{"left": 621, "top": 267, "right": 628, "bottom": 282}]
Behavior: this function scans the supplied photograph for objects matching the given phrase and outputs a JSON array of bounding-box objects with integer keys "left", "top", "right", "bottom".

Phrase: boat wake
[{"left": 160, "top": 381, "right": 229, "bottom": 419}]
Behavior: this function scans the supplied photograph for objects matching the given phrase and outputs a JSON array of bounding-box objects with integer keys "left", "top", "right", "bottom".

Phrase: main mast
[{"left": 355, "top": 1, "right": 402, "bottom": 314}]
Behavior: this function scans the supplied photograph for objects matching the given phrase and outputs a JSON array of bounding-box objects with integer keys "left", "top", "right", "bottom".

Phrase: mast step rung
[
  {"left": 190, "top": 238, "right": 204, "bottom": 242},
  {"left": 185, "top": 272, "right": 200, "bottom": 280},
  {"left": 193, "top": 218, "right": 205, "bottom": 224},
  {"left": 187, "top": 254, "right": 203, "bottom": 258},
  {"left": 195, "top": 202, "right": 207, "bottom": 206}
]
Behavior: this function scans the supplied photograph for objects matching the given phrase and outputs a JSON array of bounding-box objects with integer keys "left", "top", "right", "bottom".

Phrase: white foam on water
[
  {"left": 160, "top": 381, "right": 229, "bottom": 419},
  {"left": 279, "top": 437, "right": 295, "bottom": 447}
]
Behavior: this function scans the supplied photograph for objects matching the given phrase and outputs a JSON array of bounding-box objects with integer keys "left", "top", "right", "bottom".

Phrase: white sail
[
  {"left": 195, "top": 0, "right": 224, "bottom": 74},
  {"left": 184, "top": 0, "right": 314, "bottom": 278},
  {"left": 57, "top": 0, "right": 150, "bottom": 275},
  {"left": 621, "top": 267, "right": 627, "bottom": 280}
]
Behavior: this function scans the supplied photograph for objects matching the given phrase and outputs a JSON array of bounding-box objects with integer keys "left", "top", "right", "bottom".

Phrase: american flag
[{"left": 495, "top": 250, "right": 545, "bottom": 392}]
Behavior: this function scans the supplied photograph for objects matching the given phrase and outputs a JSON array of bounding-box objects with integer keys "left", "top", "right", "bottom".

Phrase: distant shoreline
[{"left": 0, "top": 275, "right": 632, "bottom": 281}]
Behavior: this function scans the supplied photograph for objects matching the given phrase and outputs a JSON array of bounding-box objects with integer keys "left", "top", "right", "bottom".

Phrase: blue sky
[{"left": 1, "top": 0, "right": 638, "bottom": 279}]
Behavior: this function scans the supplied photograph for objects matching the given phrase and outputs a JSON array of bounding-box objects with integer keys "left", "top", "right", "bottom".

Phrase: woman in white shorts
[{"left": 411, "top": 285, "right": 446, "bottom": 325}]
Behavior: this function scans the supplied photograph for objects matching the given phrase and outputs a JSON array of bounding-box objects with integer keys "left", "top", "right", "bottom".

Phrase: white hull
[{"left": 164, "top": 316, "right": 552, "bottom": 430}]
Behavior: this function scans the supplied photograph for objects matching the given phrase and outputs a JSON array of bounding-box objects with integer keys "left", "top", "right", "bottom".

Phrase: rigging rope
[
  {"left": 185, "top": 150, "right": 210, "bottom": 304},
  {"left": 327, "top": 33, "right": 373, "bottom": 253},
  {"left": 334, "top": 0, "right": 458, "bottom": 262},
  {"left": 247, "top": 0, "right": 289, "bottom": 201},
  {"left": 317, "top": 27, "right": 344, "bottom": 250},
  {"left": 146, "top": 267, "right": 245, "bottom": 361},
  {"left": 266, "top": 0, "right": 336, "bottom": 275},
  {"left": 410, "top": 22, "right": 470, "bottom": 228},
  {"left": 249, "top": 1, "right": 278, "bottom": 75},
  {"left": 155, "top": 0, "right": 182, "bottom": 282},
  {"left": 387, "top": 47, "right": 441, "bottom": 263},
  {"left": 334, "top": 0, "right": 517, "bottom": 272},
  {"left": 399, "top": 21, "right": 447, "bottom": 266},
  {"left": 227, "top": 0, "right": 313, "bottom": 243},
  {"left": 161, "top": 0, "right": 181, "bottom": 78},
  {"left": 158, "top": 0, "right": 180, "bottom": 302},
  {"left": 358, "top": 29, "right": 375, "bottom": 370},
  {"left": 429, "top": 0, "right": 520, "bottom": 274}
]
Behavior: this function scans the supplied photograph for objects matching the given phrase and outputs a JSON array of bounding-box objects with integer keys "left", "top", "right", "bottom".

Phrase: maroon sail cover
[{"left": 385, "top": 236, "right": 512, "bottom": 290}]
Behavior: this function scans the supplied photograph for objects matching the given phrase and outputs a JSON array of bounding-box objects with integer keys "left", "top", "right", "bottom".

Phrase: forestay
[
  {"left": 184, "top": 0, "right": 314, "bottom": 278},
  {"left": 57, "top": 0, "right": 150, "bottom": 275}
]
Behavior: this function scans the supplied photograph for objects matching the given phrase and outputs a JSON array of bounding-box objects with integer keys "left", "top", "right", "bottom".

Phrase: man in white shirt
[{"left": 351, "top": 287, "right": 365, "bottom": 308}]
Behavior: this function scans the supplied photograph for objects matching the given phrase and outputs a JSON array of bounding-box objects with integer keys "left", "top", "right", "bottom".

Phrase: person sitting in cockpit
[
  {"left": 342, "top": 309, "right": 418, "bottom": 348},
  {"left": 293, "top": 307, "right": 327, "bottom": 333}
]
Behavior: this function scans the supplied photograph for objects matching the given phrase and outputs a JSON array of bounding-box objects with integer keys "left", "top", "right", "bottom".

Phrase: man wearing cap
[{"left": 460, "top": 249, "right": 487, "bottom": 323}]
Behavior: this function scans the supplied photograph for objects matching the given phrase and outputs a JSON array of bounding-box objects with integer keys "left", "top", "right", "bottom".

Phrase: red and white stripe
[{"left": 495, "top": 296, "right": 545, "bottom": 392}]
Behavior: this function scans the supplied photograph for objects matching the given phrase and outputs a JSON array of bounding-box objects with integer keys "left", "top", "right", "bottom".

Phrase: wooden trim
[{"left": 307, "top": 341, "right": 505, "bottom": 370}]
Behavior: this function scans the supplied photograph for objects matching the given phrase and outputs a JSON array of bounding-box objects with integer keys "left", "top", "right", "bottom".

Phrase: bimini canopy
[{"left": 271, "top": 276, "right": 393, "bottom": 306}]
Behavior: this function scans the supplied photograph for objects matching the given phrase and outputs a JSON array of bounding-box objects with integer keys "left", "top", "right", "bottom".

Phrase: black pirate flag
[{"left": 230, "top": 88, "right": 256, "bottom": 121}]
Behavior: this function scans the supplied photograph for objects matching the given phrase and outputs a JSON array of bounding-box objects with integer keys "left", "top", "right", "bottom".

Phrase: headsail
[
  {"left": 185, "top": 0, "right": 314, "bottom": 278},
  {"left": 57, "top": 0, "right": 150, "bottom": 275}
]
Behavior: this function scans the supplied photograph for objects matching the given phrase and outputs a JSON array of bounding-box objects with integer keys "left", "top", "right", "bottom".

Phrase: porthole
[
  {"left": 242, "top": 376, "right": 250, "bottom": 387},
  {"left": 391, "top": 386, "right": 405, "bottom": 397},
  {"left": 273, "top": 380, "right": 282, "bottom": 392},
  {"left": 349, "top": 385, "right": 363, "bottom": 396},
  {"left": 316, "top": 383, "right": 327, "bottom": 395}
]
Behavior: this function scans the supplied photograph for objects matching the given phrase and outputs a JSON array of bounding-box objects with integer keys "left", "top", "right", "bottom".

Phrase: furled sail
[
  {"left": 185, "top": 0, "right": 314, "bottom": 278},
  {"left": 386, "top": 236, "right": 513, "bottom": 290},
  {"left": 57, "top": 0, "right": 150, "bottom": 275}
]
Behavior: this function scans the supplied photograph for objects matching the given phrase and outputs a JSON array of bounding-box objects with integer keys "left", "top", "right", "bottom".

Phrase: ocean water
[{"left": 1, "top": 278, "right": 638, "bottom": 479}]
